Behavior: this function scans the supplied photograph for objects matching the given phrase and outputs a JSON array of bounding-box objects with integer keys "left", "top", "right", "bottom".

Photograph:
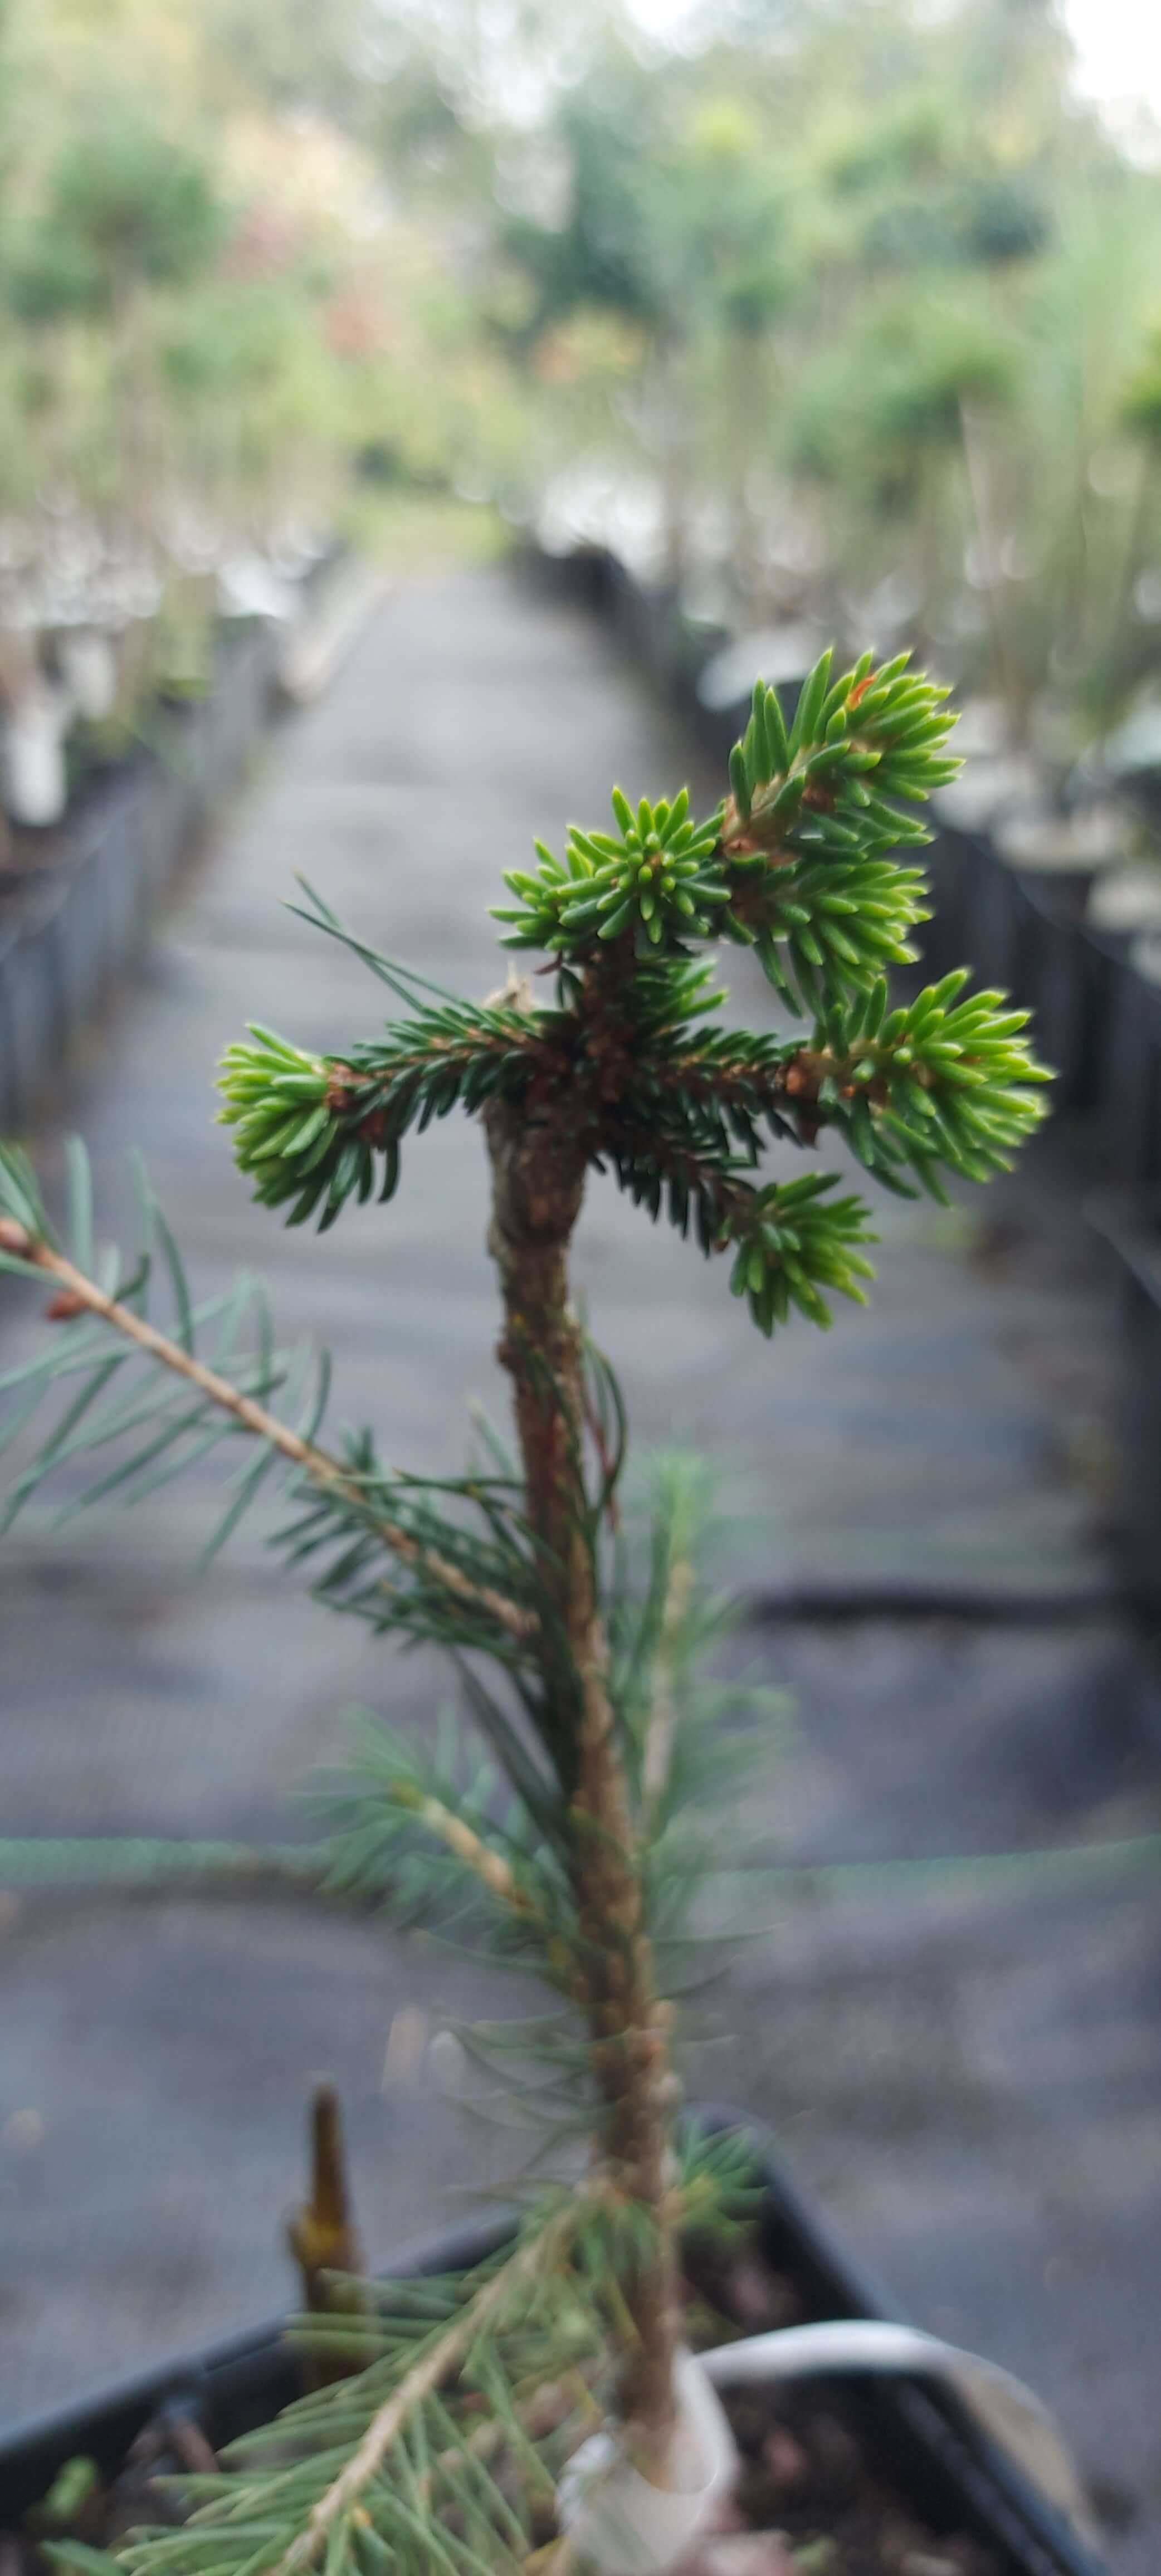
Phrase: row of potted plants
[
  {"left": 0, "top": 617, "right": 280, "bottom": 1131},
  {"left": 0, "top": 526, "right": 351, "bottom": 1135},
  {"left": 530, "top": 536, "right": 1161, "bottom": 1636}
]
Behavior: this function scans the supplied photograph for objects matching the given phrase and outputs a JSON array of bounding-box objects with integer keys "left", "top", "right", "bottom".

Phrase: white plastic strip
[
  {"left": 557, "top": 2346, "right": 738, "bottom": 2575},
  {"left": 700, "top": 2320, "right": 1101, "bottom": 2554}
]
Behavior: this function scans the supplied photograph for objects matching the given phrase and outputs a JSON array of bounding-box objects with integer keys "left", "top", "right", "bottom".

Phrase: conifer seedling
[{"left": 0, "top": 648, "right": 1048, "bottom": 2574}]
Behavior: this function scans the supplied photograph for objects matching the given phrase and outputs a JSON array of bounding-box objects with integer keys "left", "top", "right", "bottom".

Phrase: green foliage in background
[
  {"left": 1, "top": 0, "right": 1161, "bottom": 743},
  {"left": 7, "top": 94, "right": 223, "bottom": 321}
]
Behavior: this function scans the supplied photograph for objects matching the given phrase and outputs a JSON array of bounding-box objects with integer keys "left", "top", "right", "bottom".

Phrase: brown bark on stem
[{"left": 484, "top": 1095, "right": 682, "bottom": 2482}]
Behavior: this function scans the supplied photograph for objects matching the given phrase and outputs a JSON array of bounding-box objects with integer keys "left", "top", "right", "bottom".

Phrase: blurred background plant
[{"left": 1, "top": 0, "right": 1160, "bottom": 835}]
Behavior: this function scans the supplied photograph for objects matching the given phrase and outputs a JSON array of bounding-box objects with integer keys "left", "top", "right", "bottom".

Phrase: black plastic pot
[
  {"left": 0, "top": 627, "right": 279, "bottom": 1126},
  {"left": 915, "top": 820, "right": 975, "bottom": 980},
  {"left": 1086, "top": 710, "right": 1161, "bottom": 839},
  {"left": 988, "top": 794, "right": 1136, "bottom": 1112},
  {"left": 0, "top": 928, "right": 20, "bottom": 1125},
  {"left": 1091, "top": 1195, "right": 1161, "bottom": 1617},
  {"left": 923, "top": 826, "right": 1026, "bottom": 994},
  {"left": 1087, "top": 943, "right": 1161, "bottom": 1180},
  {"left": 1007, "top": 879, "right": 1088, "bottom": 1111},
  {"left": 0, "top": 2116, "right": 1103, "bottom": 2575},
  {"left": 666, "top": 608, "right": 731, "bottom": 720},
  {"left": 975, "top": 880, "right": 1161, "bottom": 1142},
  {"left": 916, "top": 837, "right": 1135, "bottom": 1125},
  {"left": 0, "top": 885, "right": 67, "bottom": 1128},
  {"left": 1087, "top": 1194, "right": 1161, "bottom": 1627},
  {"left": 517, "top": 539, "right": 616, "bottom": 616},
  {"left": 605, "top": 557, "right": 670, "bottom": 674}
]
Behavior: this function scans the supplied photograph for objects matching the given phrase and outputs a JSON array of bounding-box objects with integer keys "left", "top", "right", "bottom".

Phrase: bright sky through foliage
[
  {"left": 1065, "top": 0, "right": 1161, "bottom": 118},
  {"left": 627, "top": 0, "right": 1161, "bottom": 133}
]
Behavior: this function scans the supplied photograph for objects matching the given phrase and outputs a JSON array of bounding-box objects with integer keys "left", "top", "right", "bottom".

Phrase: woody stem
[{"left": 484, "top": 1096, "right": 681, "bottom": 2480}]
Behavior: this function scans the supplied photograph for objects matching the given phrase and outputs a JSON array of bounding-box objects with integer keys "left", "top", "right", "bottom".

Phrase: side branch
[
  {"left": 402, "top": 1786, "right": 546, "bottom": 1921},
  {"left": 639, "top": 1036, "right": 892, "bottom": 1130},
  {"left": 1, "top": 1223, "right": 536, "bottom": 1645},
  {"left": 275, "top": 2196, "right": 588, "bottom": 2576},
  {"left": 609, "top": 1124, "right": 762, "bottom": 1241}
]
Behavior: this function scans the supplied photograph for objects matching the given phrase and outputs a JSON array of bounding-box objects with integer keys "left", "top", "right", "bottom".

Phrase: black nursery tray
[{"left": 0, "top": 2114, "right": 1104, "bottom": 2576}]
